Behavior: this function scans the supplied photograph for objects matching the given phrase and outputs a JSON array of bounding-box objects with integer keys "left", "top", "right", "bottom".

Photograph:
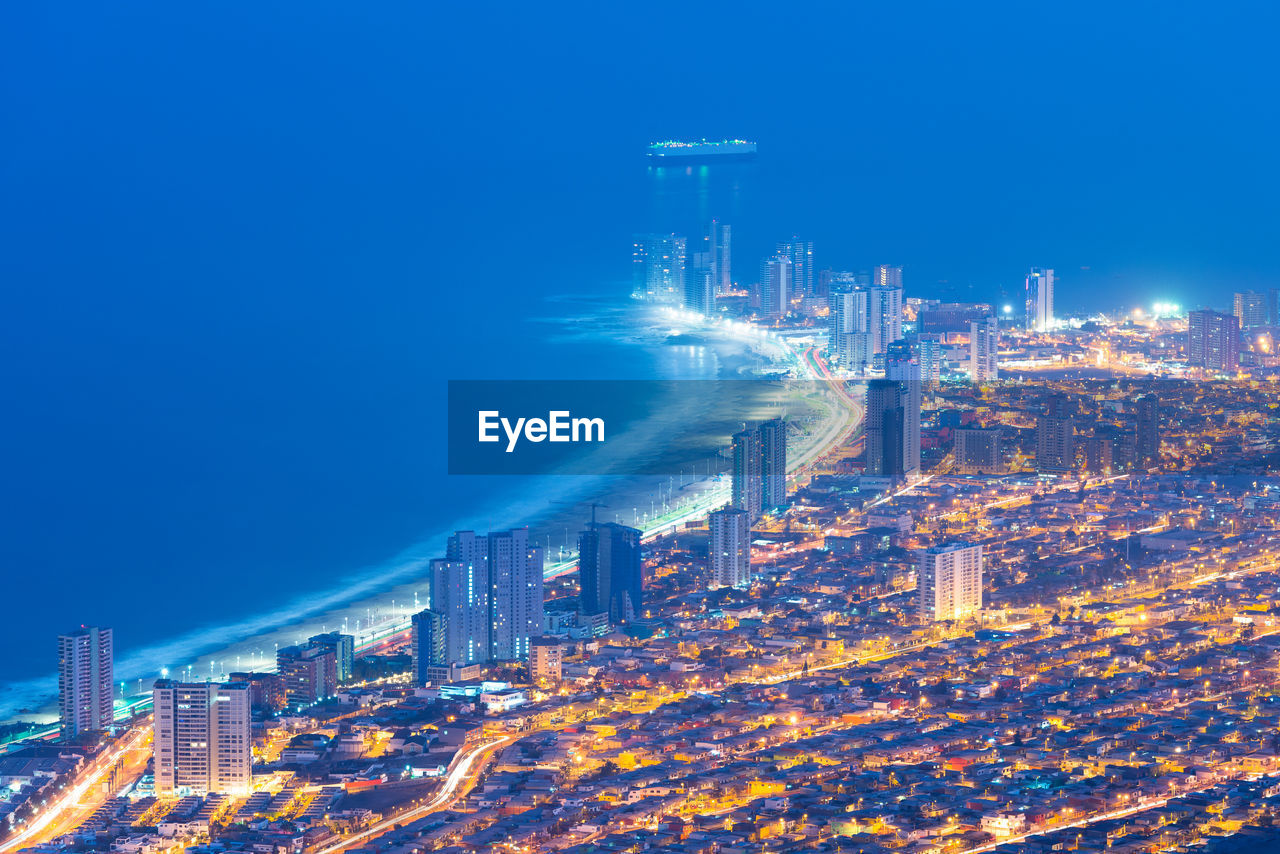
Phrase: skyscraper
[
  {"left": 153, "top": 680, "right": 251, "bottom": 796},
  {"left": 712, "top": 220, "right": 732, "bottom": 295},
  {"left": 884, "top": 342, "right": 921, "bottom": 481},
  {"left": 430, "top": 553, "right": 490, "bottom": 666},
  {"left": 759, "top": 255, "right": 792, "bottom": 318},
  {"left": 865, "top": 379, "right": 905, "bottom": 480},
  {"left": 867, "top": 284, "right": 904, "bottom": 358},
  {"left": 687, "top": 247, "right": 716, "bottom": 315},
  {"left": 411, "top": 609, "right": 448, "bottom": 685},
  {"left": 828, "top": 287, "right": 870, "bottom": 372},
  {"left": 780, "top": 238, "right": 814, "bottom": 297},
  {"left": 578, "top": 522, "right": 643, "bottom": 624},
  {"left": 918, "top": 544, "right": 984, "bottom": 622},
  {"left": 1036, "top": 394, "right": 1076, "bottom": 472},
  {"left": 731, "top": 427, "right": 763, "bottom": 520},
  {"left": 1270, "top": 288, "right": 1279, "bottom": 327},
  {"left": 1187, "top": 309, "right": 1240, "bottom": 371},
  {"left": 1134, "top": 394, "right": 1160, "bottom": 470},
  {"left": 1025, "top": 268, "right": 1055, "bottom": 332},
  {"left": 709, "top": 506, "right": 752, "bottom": 589},
  {"left": 632, "top": 233, "right": 687, "bottom": 304},
  {"left": 58, "top": 626, "right": 114, "bottom": 738},
  {"left": 875, "top": 264, "right": 903, "bottom": 289},
  {"left": 917, "top": 334, "right": 942, "bottom": 388},
  {"left": 1234, "top": 291, "right": 1267, "bottom": 330},
  {"left": 759, "top": 417, "right": 788, "bottom": 514},
  {"left": 485, "top": 528, "right": 544, "bottom": 662},
  {"left": 969, "top": 315, "right": 999, "bottom": 382}
]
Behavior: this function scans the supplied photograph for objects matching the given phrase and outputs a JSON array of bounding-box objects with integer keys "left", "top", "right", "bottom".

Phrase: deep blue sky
[{"left": 2, "top": 2, "right": 1279, "bottom": 685}]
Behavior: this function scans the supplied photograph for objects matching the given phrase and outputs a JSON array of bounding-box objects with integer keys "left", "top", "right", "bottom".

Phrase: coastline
[{"left": 0, "top": 301, "right": 824, "bottom": 728}]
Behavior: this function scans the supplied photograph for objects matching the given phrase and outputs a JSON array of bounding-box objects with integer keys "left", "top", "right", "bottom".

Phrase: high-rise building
[
  {"left": 411, "top": 609, "right": 448, "bottom": 685},
  {"left": 1270, "top": 288, "right": 1279, "bottom": 327},
  {"left": 1036, "top": 394, "right": 1076, "bottom": 472},
  {"left": 954, "top": 427, "right": 1003, "bottom": 475},
  {"left": 687, "top": 248, "right": 715, "bottom": 315},
  {"left": 868, "top": 285, "right": 904, "bottom": 358},
  {"left": 58, "top": 626, "right": 114, "bottom": 738},
  {"left": 731, "top": 427, "right": 763, "bottom": 520},
  {"left": 969, "top": 315, "right": 999, "bottom": 382},
  {"left": 153, "top": 680, "right": 251, "bottom": 796},
  {"left": 276, "top": 643, "right": 337, "bottom": 708},
  {"left": 759, "top": 418, "right": 788, "bottom": 514},
  {"left": 828, "top": 287, "right": 870, "bottom": 372},
  {"left": 865, "top": 379, "right": 905, "bottom": 480},
  {"left": 227, "top": 671, "right": 285, "bottom": 714},
  {"left": 917, "top": 334, "right": 942, "bottom": 388},
  {"left": 712, "top": 220, "right": 732, "bottom": 295},
  {"left": 1134, "top": 394, "right": 1160, "bottom": 470},
  {"left": 1082, "top": 434, "right": 1115, "bottom": 475},
  {"left": 632, "top": 233, "right": 686, "bottom": 304},
  {"left": 1025, "top": 268, "right": 1055, "bottom": 332},
  {"left": 1187, "top": 309, "right": 1240, "bottom": 371},
  {"left": 430, "top": 553, "right": 490, "bottom": 667},
  {"left": 529, "top": 636, "right": 563, "bottom": 684},
  {"left": 709, "top": 506, "right": 752, "bottom": 589},
  {"left": 780, "top": 238, "right": 814, "bottom": 297},
  {"left": 578, "top": 522, "right": 643, "bottom": 624},
  {"left": 759, "top": 255, "right": 792, "bottom": 318},
  {"left": 875, "top": 265, "right": 903, "bottom": 289},
  {"left": 1234, "top": 291, "right": 1267, "bottom": 330},
  {"left": 884, "top": 343, "right": 921, "bottom": 480},
  {"left": 918, "top": 544, "right": 984, "bottom": 622},
  {"left": 484, "top": 529, "right": 545, "bottom": 661},
  {"left": 307, "top": 632, "right": 354, "bottom": 683}
]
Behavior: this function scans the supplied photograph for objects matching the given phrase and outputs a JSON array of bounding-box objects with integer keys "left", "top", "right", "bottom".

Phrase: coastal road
[
  {"left": 0, "top": 725, "right": 151, "bottom": 853},
  {"left": 311, "top": 734, "right": 517, "bottom": 854}
]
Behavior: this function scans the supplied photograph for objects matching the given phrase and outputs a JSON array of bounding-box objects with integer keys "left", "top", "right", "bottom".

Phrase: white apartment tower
[
  {"left": 58, "top": 626, "right": 114, "bottom": 738},
  {"left": 918, "top": 543, "right": 984, "bottom": 622},
  {"left": 709, "top": 506, "right": 752, "bottom": 589},
  {"left": 152, "top": 680, "right": 251, "bottom": 796},
  {"left": 969, "top": 315, "right": 999, "bottom": 382},
  {"left": 1025, "top": 268, "right": 1055, "bottom": 332}
]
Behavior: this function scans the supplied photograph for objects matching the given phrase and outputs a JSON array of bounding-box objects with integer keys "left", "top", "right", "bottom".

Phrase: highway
[
  {"left": 0, "top": 725, "right": 151, "bottom": 853},
  {"left": 311, "top": 734, "right": 517, "bottom": 854}
]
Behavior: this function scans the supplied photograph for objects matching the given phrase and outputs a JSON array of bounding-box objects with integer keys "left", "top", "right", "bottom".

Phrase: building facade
[
  {"left": 969, "top": 315, "right": 999, "bottom": 382},
  {"left": 918, "top": 543, "right": 984, "bottom": 622},
  {"left": 709, "top": 506, "right": 752, "bottom": 589},
  {"left": 578, "top": 522, "right": 643, "bottom": 624},
  {"left": 58, "top": 626, "right": 114, "bottom": 738},
  {"left": 152, "top": 680, "right": 251, "bottom": 796},
  {"left": 1025, "top": 268, "right": 1055, "bottom": 332}
]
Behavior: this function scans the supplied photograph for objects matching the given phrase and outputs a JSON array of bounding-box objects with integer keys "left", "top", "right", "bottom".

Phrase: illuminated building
[
  {"left": 436, "top": 529, "right": 544, "bottom": 663},
  {"left": 829, "top": 287, "right": 870, "bottom": 372},
  {"left": 868, "top": 283, "right": 904, "bottom": 359},
  {"left": 918, "top": 543, "right": 983, "bottom": 622},
  {"left": 759, "top": 417, "right": 788, "bottom": 513},
  {"left": 430, "top": 553, "right": 490, "bottom": 666},
  {"left": 1234, "top": 291, "right": 1267, "bottom": 330},
  {"left": 709, "top": 506, "right": 752, "bottom": 589},
  {"left": 731, "top": 427, "right": 763, "bottom": 519},
  {"left": 1036, "top": 393, "right": 1076, "bottom": 472},
  {"left": 1187, "top": 309, "right": 1240, "bottom": 371},
  {"left": 917, "top": 334, "right": 942, "bottom": 387},
  {"left": 578, "top": 522, "right": 643, "bottom": 624},
  {"left": 759, "top": 254, "right": 792, "bottom": 318},
  {"left": 276, "top": 643, "right": 337, "bottom": 707},
  {"left": 779, "top": 238, "right": 814, "bottom": 297},
  {"left": 884, "top": 342, "right": 921, "bottom": 480},
  {"left": 58, "top": 626, "right": 114, "bottom": 738},
  {"left": 955, "top": 427, "right": 1003, "bottom": 474},
  {"left": 307, "top": 631, "right": 354, "bottom": 683},
  {"left": 865, "top": 379, "right": 906, "bottom": 481},
  {"left": 152, "top": 680, "right": 251, "bottom": 796},
  {"left": 1025, "top": 267, "right": 1055, "bottom": 332},
  {"left": 969, "top": 315, "right": 999, "bottom": 382},
  {"left": 631, "top": 233, "right": 686, "bottom": 304},
  {"left": 1134, "top": 394, "right": 1160, "bottom": 470},
  {"left": 875, "top": 264, "right": 903, "bottom": 289},
  {"left": 530, "top": 636, "right": 563, "bottom": 684},
  {"left": 713, "top": 220, "right": 732, "bottom": 295},
  {"left": 411, "top": 609, "right": 448, "bottom": 685}
]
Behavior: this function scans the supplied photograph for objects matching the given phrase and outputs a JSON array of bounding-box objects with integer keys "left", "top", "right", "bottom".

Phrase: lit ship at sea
[{"left": 647, "top": 138, "right": 757, "bottom": 164}]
